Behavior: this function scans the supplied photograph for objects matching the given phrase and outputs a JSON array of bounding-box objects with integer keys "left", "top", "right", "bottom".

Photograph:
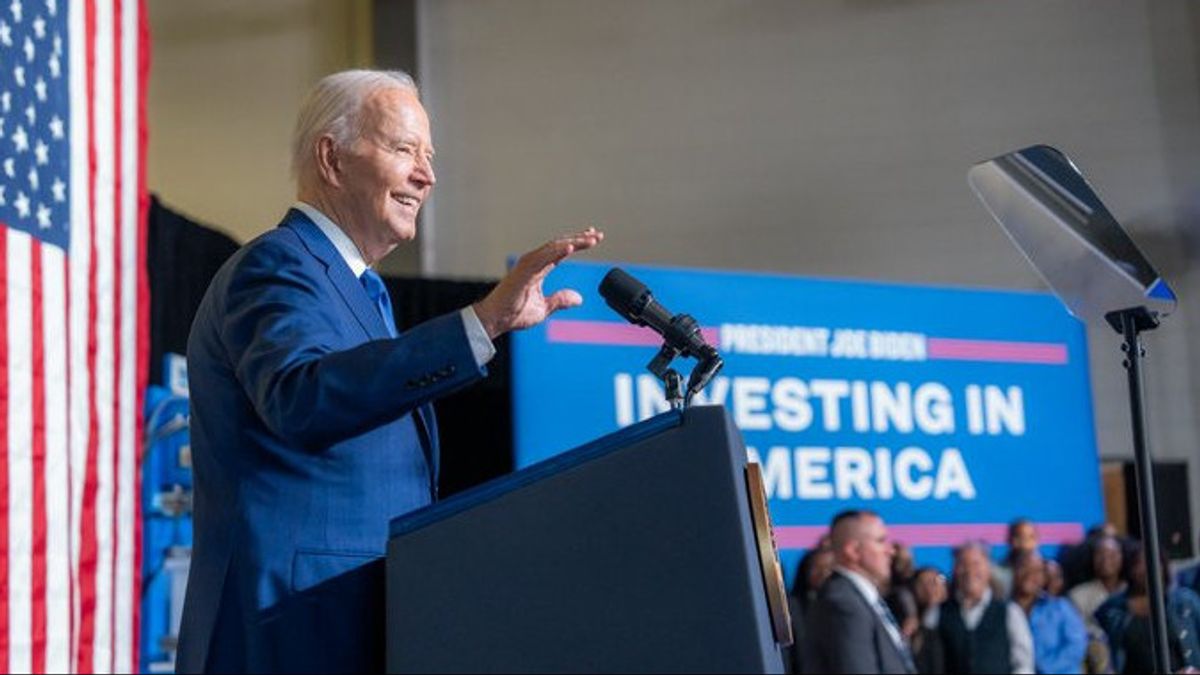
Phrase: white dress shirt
[
  {"left": 1068, "top": 579, "right": 1125, "bottom": 631},
  {"left": 924, "top": 587, "right": 1035, "bottom": 675},
  {"left": 293, "top": 201, "right": 496, "bottom": 366}
]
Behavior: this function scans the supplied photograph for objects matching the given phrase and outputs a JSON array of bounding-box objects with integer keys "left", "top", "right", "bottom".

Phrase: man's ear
[{"left": 315, "top": 135, "right": 342, "bottom": 188}]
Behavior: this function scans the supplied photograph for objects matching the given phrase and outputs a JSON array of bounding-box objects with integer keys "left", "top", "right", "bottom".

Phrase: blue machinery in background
[{"left": 140, "top": 355, "right": 192, "bottom": 673}]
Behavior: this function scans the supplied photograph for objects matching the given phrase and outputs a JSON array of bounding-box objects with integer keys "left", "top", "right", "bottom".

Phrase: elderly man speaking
[{"left": 175, "top": 70, "right": 603, "bottom": 674}]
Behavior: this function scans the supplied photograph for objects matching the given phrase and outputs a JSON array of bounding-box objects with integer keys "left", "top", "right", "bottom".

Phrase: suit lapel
[
  {"left": 281, "top": 209, "right": 392, "bottom": 341},
  {"left": 836, "top": 572, "right": 912, "bottom": 673},
  {"left": 281, "top": 210, "right": 441, "bottom": 495}
]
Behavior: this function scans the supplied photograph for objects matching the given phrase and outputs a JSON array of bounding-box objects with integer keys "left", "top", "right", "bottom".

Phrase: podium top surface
[{"left": 389, "top": 408, "right": 690, "bottom": 539}]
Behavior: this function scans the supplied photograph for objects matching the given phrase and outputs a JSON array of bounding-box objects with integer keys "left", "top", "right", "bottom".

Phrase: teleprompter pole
[{"left": 1119, "top": 309, "right": 1172, "bottom": 674}]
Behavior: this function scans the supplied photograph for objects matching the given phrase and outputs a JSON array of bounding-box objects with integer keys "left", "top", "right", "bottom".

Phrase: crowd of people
[{"left": 784, "top": 512, "right": 1200, "bottom": 674}]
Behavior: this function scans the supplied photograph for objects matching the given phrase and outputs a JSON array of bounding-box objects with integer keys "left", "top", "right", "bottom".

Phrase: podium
[{"left": 386, "top": 406, "right": 790, "bottom": 673}]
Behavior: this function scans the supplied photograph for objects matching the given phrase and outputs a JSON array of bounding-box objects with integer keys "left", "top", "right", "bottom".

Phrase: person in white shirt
[
  {"left": 931, "top": 540, "right": 1034, "bottom": 674},
  {"left": 1069, "top": 535, "right": 1127, "bottom": 630}
]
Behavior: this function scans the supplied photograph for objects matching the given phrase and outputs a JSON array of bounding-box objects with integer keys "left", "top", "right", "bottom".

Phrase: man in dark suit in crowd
[
  {"left": 175, "top": 69, "right": 603, "bottom": 674},
  {"left": 802, "top": 510, "right": 916, "bottom": 674}
]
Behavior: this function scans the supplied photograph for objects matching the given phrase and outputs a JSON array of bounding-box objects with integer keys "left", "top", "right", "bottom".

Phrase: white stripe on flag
[
  {"left": 43, "top": 244, "right": 72, "bottom": 675},
  {"left": 114, "top": 0, "right": 139, "bottom": 668},
  {"left": 8, "top": 230, "right": 33, "bottom": 674},
  {"left": 67, "top": 0, "right": 93, "bottom": 665},
  {"left": 92, "top": 0, "right": 118, "bottom": 668}
]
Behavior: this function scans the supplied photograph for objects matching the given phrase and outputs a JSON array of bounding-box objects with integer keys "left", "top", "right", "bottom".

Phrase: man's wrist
[{"left": 471, "top": 300, "right": 501, "bottom": 340}]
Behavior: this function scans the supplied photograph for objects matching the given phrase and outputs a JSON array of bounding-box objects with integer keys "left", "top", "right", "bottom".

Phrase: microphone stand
[
  {"left": 647, "top": 344, "right": 686, "bottom": 410},
  {"left": 645, "top": 313, "right": 724, "bottom": 411}
]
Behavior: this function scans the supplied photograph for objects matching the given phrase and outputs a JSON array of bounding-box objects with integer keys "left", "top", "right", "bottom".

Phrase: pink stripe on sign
[
  {"left": 927, "top": 338, "right": 1068, "bottom": 365},
  {"left": 772, "top": 522, "right": 1084, "bottom": 550},
  {"left": 546, "top": 320, "right": 719, "bottom": 347}
]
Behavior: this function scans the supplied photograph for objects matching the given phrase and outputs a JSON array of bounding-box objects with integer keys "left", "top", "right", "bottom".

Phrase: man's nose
[{"left": 412, "top": 155, "right": 436, "bottom": 188}]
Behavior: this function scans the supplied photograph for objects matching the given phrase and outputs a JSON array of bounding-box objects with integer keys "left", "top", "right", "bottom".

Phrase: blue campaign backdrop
[{"left": 511, "top": 261, "right": 1104, "bottom": 579}]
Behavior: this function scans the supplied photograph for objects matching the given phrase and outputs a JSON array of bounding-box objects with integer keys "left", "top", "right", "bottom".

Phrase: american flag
[{"left": 0, "top": 0, "right": 147, "bottom": 673}]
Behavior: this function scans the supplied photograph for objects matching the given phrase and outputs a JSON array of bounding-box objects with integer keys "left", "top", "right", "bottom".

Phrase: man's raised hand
[{"left": 472, "top": 227, "right": 604, "bottom": 339}]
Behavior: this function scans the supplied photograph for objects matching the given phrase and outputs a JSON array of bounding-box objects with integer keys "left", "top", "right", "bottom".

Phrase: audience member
[
  {"left": 1059, "top": 524, "right": 1121, "bottom": 591},
  {"left": 1176, "top": 534, "right": 1200, "bottom": 597},
  {"left": 888, "top": 543, "right": 920, "bottom": 640},
  {"left": 1045, "top": 560, "right": 1066, "bottom": 598},
  {"left": 802, "top": 510, "right": 915, "bottom": 674},
  {"left": 1011, "top": 551, "right": 1088, "bottom": 674},
  {"left": 911, "top": 567, "right": 947, "bottom": 674},
  {"left": 1096, "top": 546, "right": 1200, "bottom": 673},
  {"left": 934, "top": 540, "right": 1034, "bottom": 673},
  {"left": 1069, "top": 535, "right": 1127, "bottom": 632},
  {"left": 785, "top": 541, "right": 835, "bottom": 674},
  {"left": 1066, "top": 533, "right": 1125, "bottom": 673},
  {"left": 994, "top": 519, "right": 1040, "bottom": 598}
]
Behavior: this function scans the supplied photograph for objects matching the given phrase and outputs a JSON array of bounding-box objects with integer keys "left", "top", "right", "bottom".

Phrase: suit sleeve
[
  {"left": 808, "top": 592, "right": 882, "bottom": 674},
  {"left": 216, "top": 242, "right": 487, "bottom": 450}
]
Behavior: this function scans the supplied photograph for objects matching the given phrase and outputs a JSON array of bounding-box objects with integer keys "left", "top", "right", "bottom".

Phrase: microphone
[
  {"left": 599, "top": 268, "right": 715, "bottom": 360},
  {"left": 599, "top": 268, "right": 723, "bottom": 402}
]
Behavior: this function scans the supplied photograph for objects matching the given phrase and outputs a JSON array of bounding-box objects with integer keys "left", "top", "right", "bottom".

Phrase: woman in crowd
[
  {"left": 911, "top": 566, "right": 948, "bottom": 674},
  {"left": 1068, "top": 534, "right": 1125, "bottom": 674}
]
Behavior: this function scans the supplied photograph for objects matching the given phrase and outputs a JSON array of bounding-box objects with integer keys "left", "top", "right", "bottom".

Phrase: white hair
[{"left": 290, "top": 69, "right": 419, "bottom": 183}]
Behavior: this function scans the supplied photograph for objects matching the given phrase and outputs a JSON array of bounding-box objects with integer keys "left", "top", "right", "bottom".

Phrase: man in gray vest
[
  {"left": 934, "top": 541, "right": 1034, "bottom": 674},
  {"left": 802, "top": 510, "right": 916, "bottom": 674}
]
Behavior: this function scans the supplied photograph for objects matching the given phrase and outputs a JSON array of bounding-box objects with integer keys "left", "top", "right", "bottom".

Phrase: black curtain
[
  {"left": 147, "top": 195, "right": 241, "bottom": 386},
  {"left": 146, "top": 196, "right": 512, "bottom": 496}
]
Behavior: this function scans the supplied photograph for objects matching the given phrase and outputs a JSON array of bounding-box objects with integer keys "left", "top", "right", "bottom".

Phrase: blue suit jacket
[{"left": 176, "top": 210, "right": 486, "bottom": 673}]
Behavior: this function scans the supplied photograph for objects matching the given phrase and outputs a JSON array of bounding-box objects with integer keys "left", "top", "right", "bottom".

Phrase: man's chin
[{"left": 389, "top": 219, "right": 418, "bottom": 242}]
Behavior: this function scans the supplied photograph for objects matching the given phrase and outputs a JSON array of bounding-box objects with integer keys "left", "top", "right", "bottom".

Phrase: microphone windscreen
[{"left": 599, "top": 268, "right": 648, "bottom": 317}]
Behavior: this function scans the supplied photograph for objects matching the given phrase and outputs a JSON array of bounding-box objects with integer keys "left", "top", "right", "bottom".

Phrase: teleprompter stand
[
  {"left": 1109, "top": 307, "right": 1172, "bottom": 671},
  {"left": 970, "top": 145, "right": 1178, "bottom": 674}
]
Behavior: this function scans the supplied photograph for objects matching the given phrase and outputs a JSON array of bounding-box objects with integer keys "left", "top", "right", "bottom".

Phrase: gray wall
[
  {"left": 415, "top": 0, "right": 1200, "bottom": 550},
  {"left": 147, "top": 0, "right": 372, "bottom": 241}
]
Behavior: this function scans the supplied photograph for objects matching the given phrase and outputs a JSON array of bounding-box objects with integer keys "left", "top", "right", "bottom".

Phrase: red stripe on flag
[
  {"left": 31, "top": 241, "right": 48, "bottom": 674},
  {"left": 132, "top": 0, "right": 152, "bottom": 666},
  {"left": 110, "top": 0, "right": 124, "bottom": 667},
  {"left": 77, "top": 0, "right": 101, "bottom": 669},
  {"left": 63, "top": 254, "right": 74, "bottom": 674},
  {"left": 0, "top": 228, "right": 11, "bottom": 673}
]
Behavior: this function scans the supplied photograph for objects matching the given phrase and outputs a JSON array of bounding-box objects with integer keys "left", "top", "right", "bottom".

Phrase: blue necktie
[{"left": 360, "top": 269, "right": 398, "bottom": 338}]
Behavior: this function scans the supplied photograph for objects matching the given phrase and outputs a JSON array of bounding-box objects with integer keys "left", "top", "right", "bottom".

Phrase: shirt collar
[
  {"left": 293, "top": 201, "right": 369, "bottom": 279},
  {"left": 959, "top": 586, "right": 993, "bottom": 609},
  {"left": 834, "top": 566, "right": 882, "bottom": 605}
]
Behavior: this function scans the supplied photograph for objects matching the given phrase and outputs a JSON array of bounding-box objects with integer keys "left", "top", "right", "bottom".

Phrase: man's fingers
[
  {"left": 512, "top": 228, "right": 604, "bottom": 281},
  {"left": 545, "top": 288, "right": 584, "bottom": 314},
  {"left": 555, "top": 227, "right": 603, "bottom": 245}
]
